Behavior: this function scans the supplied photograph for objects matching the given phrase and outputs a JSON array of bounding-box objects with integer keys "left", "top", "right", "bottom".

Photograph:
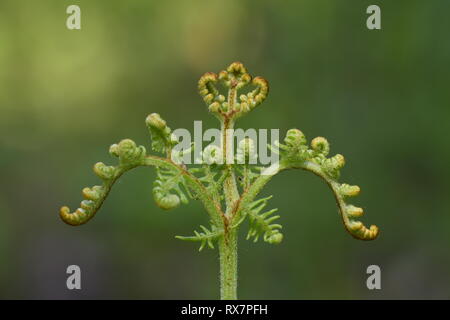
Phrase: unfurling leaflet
[
  {"left": 274, "top": 129, "right": 379, "bottom": 240},
  {"left": 60, "top": 139, "right": 146, "bottom": 225}
]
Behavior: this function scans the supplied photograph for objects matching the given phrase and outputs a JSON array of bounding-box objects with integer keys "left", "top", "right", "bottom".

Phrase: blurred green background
[{"left": 1, "top": 0, "right": 450, "bottom": 299}]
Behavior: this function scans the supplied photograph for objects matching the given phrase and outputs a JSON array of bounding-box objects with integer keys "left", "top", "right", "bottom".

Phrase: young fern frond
[
  {"left": 176, "top": 224, "right": 223, "bottom": 251},
  {"left": 60, "top": 115, "right": 225, "bottom": 227},
  {"left": 145, "top": 113, "right": 176, "bottom": 155},
  {"left": 278, "top": 129, "right": 378, "bottom": 240},
  {"left": 59, "top": 139, "right": 147, "bottom": 225},
  {"left": 153, "top": 166, "right": 189, "bottom": 210},
  {"left": 60, "top": 62, "right": 379, "bottom": 299},
  {"left": 198, "top": 62, "right": 268, "bottom": 118},
  {"left": 235, "top": 129, "right": 379, "bottom": 241},
  {"left": 190, "top": 165, "right": 228, "bottom": 203},
  {"left": 245, "top": 196, "right": 283, "bottom": 244}
]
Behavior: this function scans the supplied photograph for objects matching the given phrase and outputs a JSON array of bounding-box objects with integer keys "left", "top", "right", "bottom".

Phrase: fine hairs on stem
[{"left": 60, "top": 62, "right": 379, "bottom": 299}]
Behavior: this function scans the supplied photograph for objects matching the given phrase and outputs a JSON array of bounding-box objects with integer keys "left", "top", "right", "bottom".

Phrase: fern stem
[
  {"left": 222, "top": 119, "right": 239, "bottom": 217},
  {"left": 219, "top": 87, "right": 240, "bottom": 299},
  {"left": 218, "top": 230, "right": 238, "bottom": 300}
]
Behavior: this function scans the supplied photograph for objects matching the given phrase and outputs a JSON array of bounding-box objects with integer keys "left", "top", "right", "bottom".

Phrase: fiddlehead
[
  {"left": 233, "top": 128, "right": 379, "bottom": 241},
  {"left": 61, "top": 140, "right": 223, "bottom": 226},
  {"left": 277, "top": 129, "right": 379, "bottom": 240},
  {"left": 237, "top": 76, "right": 269, "bottom": 115},
  {"left": 60, "top": 139, "right": 146, "bottom": 225},
  {"left": 198, "top": 62, "right": 269, "bottom": 120}
]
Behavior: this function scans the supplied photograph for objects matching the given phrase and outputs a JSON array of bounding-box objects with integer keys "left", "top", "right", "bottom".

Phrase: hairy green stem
[
  {"left": 222, "top": 119, "right": 239, "bottom": 216},
  {"left": 219, "top": 229, "right": 238, "bottom": 300},
  {"left": 219, "top": 84, "right": 240, "bottom": 299}
]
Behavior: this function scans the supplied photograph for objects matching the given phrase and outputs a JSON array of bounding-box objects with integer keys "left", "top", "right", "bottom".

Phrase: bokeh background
[{"left": 1, "top": 0, "right": 449, "bottom": 299}]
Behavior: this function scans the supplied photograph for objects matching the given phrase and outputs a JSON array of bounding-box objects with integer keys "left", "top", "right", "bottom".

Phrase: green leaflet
[
  {"left": 145, "top": 113, "right": 176, "bottom": 155},
  {"left": 176, "top": 224, "right": 223, "bottom": 251},
  {"left": 153, "top": 166, "right": 189, "bottom": 210},
  {"left": 245, "top": 196, "right": 283, "bottom": 244},
  {"left": 189, "top": 164, "right": 228, "bottom": 203}
]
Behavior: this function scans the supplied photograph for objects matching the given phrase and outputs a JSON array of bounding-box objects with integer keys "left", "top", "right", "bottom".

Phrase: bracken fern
[{"left": 60, "top": 62, "right": 379, "bottom": 299}]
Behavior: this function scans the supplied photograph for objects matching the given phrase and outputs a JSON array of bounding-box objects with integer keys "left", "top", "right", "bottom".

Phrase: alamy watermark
[
  {"left": 366, "top": 265, "right": 381, "bottom": 290},
  {"left": 170, "top": 121, "right": 280, "bottom": 175},
  {"left": 66, "top": 265, "right": 81, "bottom": 290},
  {"left": 366, "top": 5, "right": 381, "bottom": 30},
  {"left": 66, "top": 5, "right": 81, "bottom": 30}
]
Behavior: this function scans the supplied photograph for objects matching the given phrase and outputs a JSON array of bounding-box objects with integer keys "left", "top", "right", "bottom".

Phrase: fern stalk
[{"left": 219, "top": 230, "right": 238, "bottom": 300}]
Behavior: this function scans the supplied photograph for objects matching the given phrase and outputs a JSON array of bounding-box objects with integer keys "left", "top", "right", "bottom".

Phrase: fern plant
[{"left": 60, "top": 62, "right": 379, "bottom": 299}]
